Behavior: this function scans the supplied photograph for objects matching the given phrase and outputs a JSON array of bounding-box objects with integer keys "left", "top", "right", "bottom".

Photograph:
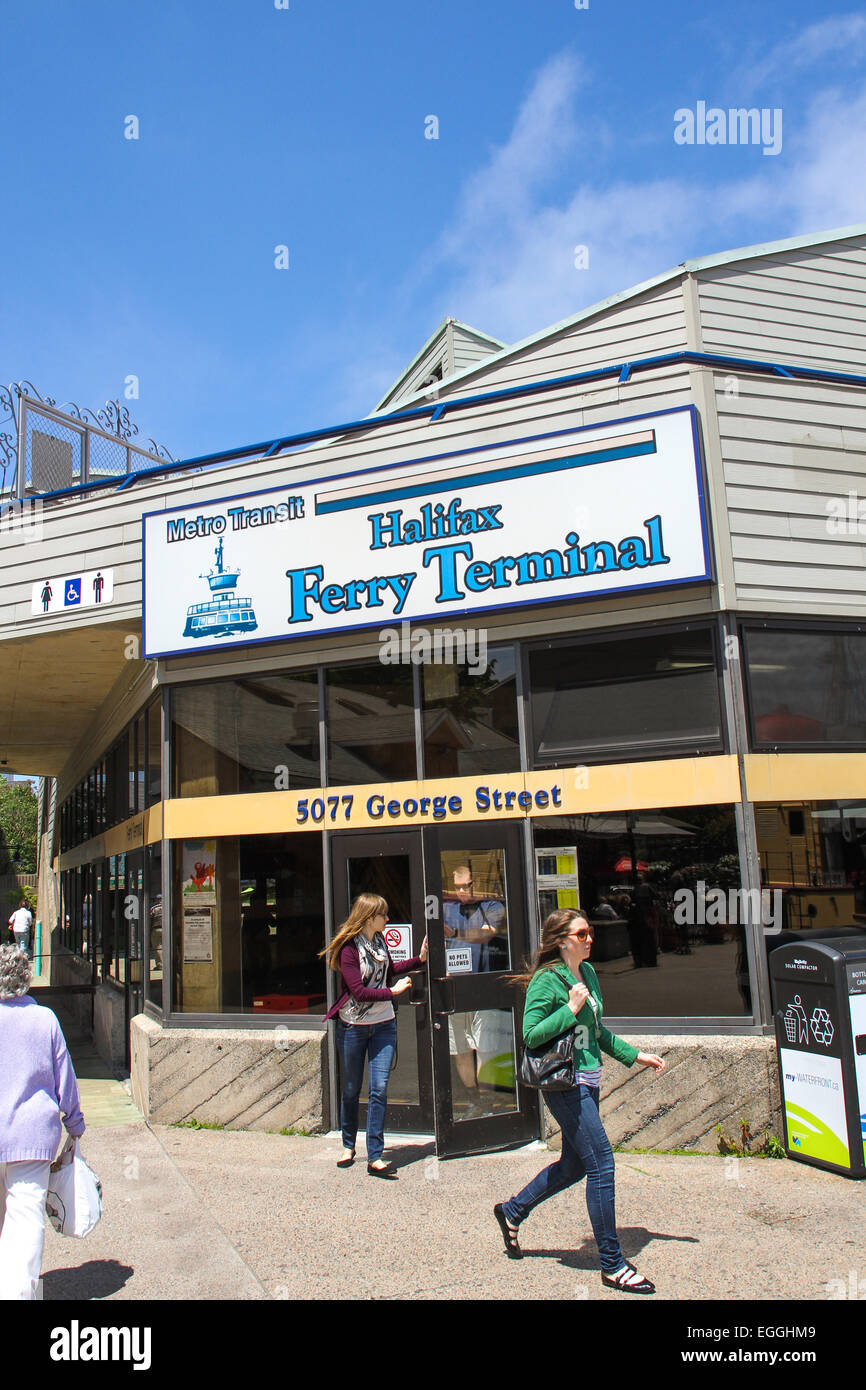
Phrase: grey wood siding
[
  {"left": 424, "top": 283, "right": 688, "bottom": 396},
  {"left": 713, "top": 371, "right": 866, "bottom": 611},
  {"left": 0, "top": 362, "right": 696, "bottom": 642},
  {"left": 697, "top": 239, "right": 866, "bottom": 373}
]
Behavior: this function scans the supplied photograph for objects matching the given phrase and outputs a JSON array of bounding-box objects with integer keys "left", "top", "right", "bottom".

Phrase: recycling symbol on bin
[{"left": 809, "top": 1006, "right": 834, "bottom": 1047}]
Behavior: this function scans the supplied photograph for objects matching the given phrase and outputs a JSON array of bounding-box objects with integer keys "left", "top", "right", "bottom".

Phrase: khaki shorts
[{"left": 448, "top": 1011, "right": 481, "bottom": 1055}]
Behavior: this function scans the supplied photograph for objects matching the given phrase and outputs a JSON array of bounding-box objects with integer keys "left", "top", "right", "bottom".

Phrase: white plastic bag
[{"left": 46, "top": 1136, "right": 103, "bottom": 1238}]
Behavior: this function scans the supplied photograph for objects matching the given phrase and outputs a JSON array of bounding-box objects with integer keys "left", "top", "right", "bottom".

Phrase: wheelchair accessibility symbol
[{"left": 64, "top": 578, "right": 82, "bottom": 606}]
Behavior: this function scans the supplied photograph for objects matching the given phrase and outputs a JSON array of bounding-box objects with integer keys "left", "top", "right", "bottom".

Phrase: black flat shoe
[
  {"left": 601, "top": 1260, "right": 655, "bottom": 1294},
  {"left": 367, "top": 1162, "right": 398, "bottom": 1179},
  {"left": 493, "top": 1203, "right": 523, "bottom": 1259},
  {"left": 336, "top": 1149, "right": 355, "bottom": 1168}
]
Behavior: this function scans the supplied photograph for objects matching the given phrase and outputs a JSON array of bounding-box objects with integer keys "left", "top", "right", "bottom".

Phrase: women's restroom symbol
[{"left": 784, "top": 995, "right": 809, "bottom": 1045}]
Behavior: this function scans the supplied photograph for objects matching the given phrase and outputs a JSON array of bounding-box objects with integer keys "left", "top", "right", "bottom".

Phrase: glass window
[
  {"left": 533, "top": 804, "right": 750, "bottom": 1017},
  {"left": 128, "top": 724, "right": 137, "bottom": 817},
  {"left": 422, "top": 645, "right": 520, "bottom": 778},
  {"left": 327, "top": 663, "right": 416, "bottom": 785},
  {"left": 102, "top": 853, "right": 126, "bottom": 982},
  {"left": 172, "top": 832, "right": 326, "bottom": 1014},
  {"left": 145, "top": 844, "right": 163, "bottom": 1009},
  {"left": 743, "top": 626, "right": 866, "bottom": 748},
  {"left": 135, "top": 715, "right": 145, "bottom": 812},
  {"left": 172, "top": 673, "right": 320, "bottom": 796},
  {"left": 755, "top": 798, "right": 866, "bottom": 935},
  {"left": 146, "top": 701, "right": 161, "bottom": 806},
  {"left": 528, "top": 627, "right": 722, "bottom": 765}
]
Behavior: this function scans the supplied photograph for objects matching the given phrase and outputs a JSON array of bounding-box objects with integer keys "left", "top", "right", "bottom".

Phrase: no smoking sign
[{"left": 383, "top": 924, "right": 412, "bottom": 962}]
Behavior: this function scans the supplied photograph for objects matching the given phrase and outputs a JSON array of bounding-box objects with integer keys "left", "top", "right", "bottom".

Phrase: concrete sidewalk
[{"left": 40, "top": 1121, "right": 864, "bottom": 1301}]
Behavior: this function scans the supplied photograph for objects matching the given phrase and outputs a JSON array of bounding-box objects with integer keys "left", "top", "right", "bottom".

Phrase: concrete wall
[
  {"left": 544, "top": 1036, "right": 782, "bottom": 1154},
  {"left": 130, "top": 1015, "right": 329, "bottom": 1134}
]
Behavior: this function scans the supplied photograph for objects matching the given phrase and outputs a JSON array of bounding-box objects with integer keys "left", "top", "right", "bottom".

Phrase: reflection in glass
[
  {"left": 172, "top": 832, "right": 326, "bottom": 1014},
  {"left": 448, "top": 1010, "right": 518, "bottom": 1122},
  {"left": 756, "top": 798, "right": 866, "bottom": 933},
  {"left": 172, "top": 673, "right": 321, "bottom": 796},
  {"left": 146, "top": 844, "right": 163, "bottom": 1008},
  {"left": 744, "top": 628, "right": 866, "bottom": 748},
  {"left": 422, "top": 646, "right": 520, "bottom": 778},
  {"left": 533, "top": 806, "right": 749, "bottom": 1016},
  {"left": 440, "top": 848, "right": 516, "bottom": 1120},
  {"left": 529, "top": 628, "right": 721, "bottom": 763},
  {"left": 327, "top": 664, "right": 416, "bottom": 785}
]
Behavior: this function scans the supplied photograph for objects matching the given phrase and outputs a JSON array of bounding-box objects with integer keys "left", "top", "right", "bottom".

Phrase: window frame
[{"left": 523, "top": 619, "right": 728, "bottom": 769}]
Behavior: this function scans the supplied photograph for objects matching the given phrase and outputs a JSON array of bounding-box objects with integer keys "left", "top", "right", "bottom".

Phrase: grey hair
[{"left": 0, "top": 944, "right": 32, "bottom": 998}]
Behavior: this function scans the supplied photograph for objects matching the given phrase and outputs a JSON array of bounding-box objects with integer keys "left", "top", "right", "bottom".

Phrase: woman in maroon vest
[{"left": 323, "top": 894, "right": 426, "bottom": 1177}]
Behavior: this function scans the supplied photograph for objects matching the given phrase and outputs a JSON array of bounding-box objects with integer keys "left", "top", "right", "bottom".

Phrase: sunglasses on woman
[{"left": 573, "top": 927, "right": 594, "bottom": 941}]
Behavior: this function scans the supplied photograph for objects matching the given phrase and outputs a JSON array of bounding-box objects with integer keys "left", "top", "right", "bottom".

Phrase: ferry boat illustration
[{"left": 182, "top": 538, "right": 258, "bottom": 639}]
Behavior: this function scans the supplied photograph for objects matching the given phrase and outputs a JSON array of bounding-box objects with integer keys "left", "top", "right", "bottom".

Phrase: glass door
[
  {"left": 423, "top": 822, "right": 539, "bottom": 1157},
  {"left": 330, "top": 830, "right": 433, "bottom": 1134}
]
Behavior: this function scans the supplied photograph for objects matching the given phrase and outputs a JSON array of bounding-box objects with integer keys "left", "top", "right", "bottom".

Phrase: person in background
[
  {"left": 0, "top": 945, "right": 85, "bottom": 1300},
  {"left": 592, "top": 897, "right": 618, "bottom": 921},
  {"left": 322, "top": 894, "right": 427, "bottom": 1178},
  {"left": 443, "top": 866, "right": 506, "bottom": 1119},
  {"left": 494, "top": 909, "right": 665, "bottom": 1293},
  {"left": 7, "top": 899, "right": 33, "bottom": 961}
]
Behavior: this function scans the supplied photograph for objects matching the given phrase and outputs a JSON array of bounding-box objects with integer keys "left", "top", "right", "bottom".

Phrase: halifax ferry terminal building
[{"left": 5, "top": 224, "right": 866, "bottom": 1158}]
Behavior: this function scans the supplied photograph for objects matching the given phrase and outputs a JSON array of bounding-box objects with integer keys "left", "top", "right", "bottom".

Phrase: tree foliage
[{"left": 0, "top": 782, "right": 38, "bottom": 873}]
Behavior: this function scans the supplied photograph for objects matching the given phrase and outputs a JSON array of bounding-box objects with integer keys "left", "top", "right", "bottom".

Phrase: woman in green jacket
[{"left": 494, "top": 908, "right": 665, "bottom": 1293}]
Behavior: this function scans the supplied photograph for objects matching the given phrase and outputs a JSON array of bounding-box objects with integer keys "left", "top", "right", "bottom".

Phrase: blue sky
[{"left": 2, "top": 0, "right": 866, "bottom": 464}]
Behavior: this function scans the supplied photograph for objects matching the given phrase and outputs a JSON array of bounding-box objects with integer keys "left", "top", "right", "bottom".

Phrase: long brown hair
[
  {"left": 320, "top": 893, "right": 388, "bottom": 971},
  {"left": 509, "top": 908, "right": 589, "bottom": 992}
]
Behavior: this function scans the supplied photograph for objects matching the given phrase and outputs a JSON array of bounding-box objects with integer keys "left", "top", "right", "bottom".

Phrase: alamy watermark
[
  {"left": 673, "top": 881, "right": 782, "bottom": 933},
  {"left": 674, "top": 102, "right": 782, "bottom": 156},
  {"left": 0, "top": 497, "right": 43, "bottom": 543},
  {"left": 378, "top": 620, "right": 487, "bottom": 676},
  {"left": 824, "top": 1269, "right": 866, "bottom": 1299},
  {"left": 826, "top": 490, "right": 866, "bottom": 535}
]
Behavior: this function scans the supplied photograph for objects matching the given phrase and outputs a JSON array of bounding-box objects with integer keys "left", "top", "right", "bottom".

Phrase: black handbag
[{"left": 518, "top": 970, "right": 578, "bottom": 1092}]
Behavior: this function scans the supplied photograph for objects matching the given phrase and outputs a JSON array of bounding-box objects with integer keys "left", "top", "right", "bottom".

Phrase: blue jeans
[
  {"left": 501, "top": 1085, "right": 625, "bottom": 1273},
  {"left": 336, "top": 1018, "right": 397, "bottom": 1163},
  {"left": 13, "top": 931, "right": 30, "bottom": 960}
]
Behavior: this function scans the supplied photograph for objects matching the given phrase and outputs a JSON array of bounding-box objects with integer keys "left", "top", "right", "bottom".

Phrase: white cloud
[
  {"left": 736, "top": 15, "right": 866, "bottom": 95},
  {"left": 420, "top": 46, "right": 866, "bottom": 348}
]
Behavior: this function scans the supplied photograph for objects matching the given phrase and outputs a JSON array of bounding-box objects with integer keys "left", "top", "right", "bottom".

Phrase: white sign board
[
  {"left": 382, "top": 924, "right": 412, "bottom": 963},
  {"left": 142, "top": 407, "right": 711, "bottom": 658},
  {"left": 446, "top": 945, "right": 473, "bottom": 975},
  {"left": 183, "top": 908, "right": 214, "bottom": 963},
  {"left": 31, "top": 568, "right": 113, "bottom": 616}
]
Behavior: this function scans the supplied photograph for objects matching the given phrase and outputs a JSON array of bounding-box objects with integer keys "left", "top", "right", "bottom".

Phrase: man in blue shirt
[{"left": 442, "top": 866, "right": 507, "bottom": 1118}]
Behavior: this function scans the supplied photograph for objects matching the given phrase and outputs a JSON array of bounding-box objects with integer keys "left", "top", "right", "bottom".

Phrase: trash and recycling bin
[{"left": 770, "top": 935, "right": 866, "bottom": 1178}]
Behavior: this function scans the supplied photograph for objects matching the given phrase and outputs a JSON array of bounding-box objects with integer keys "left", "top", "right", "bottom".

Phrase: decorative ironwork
[
  {"left": 0, "top": 380, "right": 175, "bottom": 497},
  {"left": 141, "top": 438, "right": 174, "bottom": 462}
]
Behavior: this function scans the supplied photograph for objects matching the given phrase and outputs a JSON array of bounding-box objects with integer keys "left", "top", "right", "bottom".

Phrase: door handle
[{"left": 432, "top": 976, "right": 457, "bottom": 1016}]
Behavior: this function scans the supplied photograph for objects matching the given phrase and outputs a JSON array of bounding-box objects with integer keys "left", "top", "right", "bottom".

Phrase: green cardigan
[{"left": 522, "top": 961, "right": 639, "bottom": 1071}]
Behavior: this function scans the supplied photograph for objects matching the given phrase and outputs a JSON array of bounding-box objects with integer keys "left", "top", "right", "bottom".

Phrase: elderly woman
[{"left": 0, "top": 945, "right": 85, "bottom": 1300}]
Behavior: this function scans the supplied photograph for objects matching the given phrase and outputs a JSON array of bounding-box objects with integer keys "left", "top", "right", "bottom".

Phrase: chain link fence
[{"left": 0, "top": 384, "right": 174, "bottom": 500}]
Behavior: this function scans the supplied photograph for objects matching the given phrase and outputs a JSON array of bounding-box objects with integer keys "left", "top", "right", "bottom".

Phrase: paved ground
[
  {"left": 38, "top": 1000, "right": 863, "bottom": 1302},
  {"left": 41, "top": 1120, "right": 864, "bottom": 1301}
]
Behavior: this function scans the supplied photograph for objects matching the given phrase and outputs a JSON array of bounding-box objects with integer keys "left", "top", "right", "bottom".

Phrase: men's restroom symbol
[
  {"left": 784, "top": 995, "right": 809, "bottom": 1046},
  {"left": 64, "top": 578, "right": 81, "bottom": 606}
]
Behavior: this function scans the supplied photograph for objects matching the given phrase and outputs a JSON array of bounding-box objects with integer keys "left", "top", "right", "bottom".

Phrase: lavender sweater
[{"left": 0, "top": 996, "right": 86, "bottom": 1162}]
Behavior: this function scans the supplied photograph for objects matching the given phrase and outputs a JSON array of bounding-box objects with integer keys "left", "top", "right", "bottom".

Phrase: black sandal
[
  {"left": 367, "top": 1162, "right": 398, "bottom": 1179},
  {"left": 493, "top": 1203, "right": 523, "bottom": 1259},
  {"left": 336, "top": 1149, "right": 355, "bottom": 1168},
  {"left": 601, "top": 1260, "right": 655, "bottom": 1294}
]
